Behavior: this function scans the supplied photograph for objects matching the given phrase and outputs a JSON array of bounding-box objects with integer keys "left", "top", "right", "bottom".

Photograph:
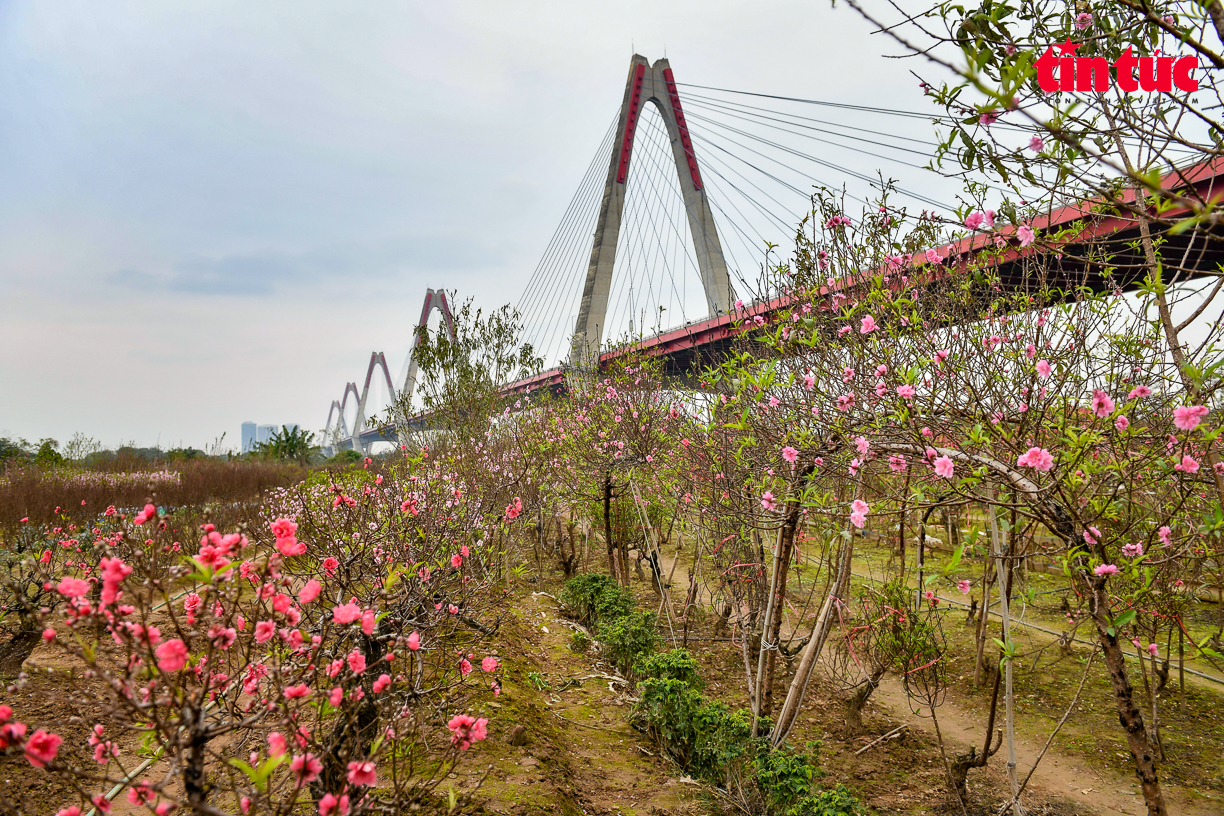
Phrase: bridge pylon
[{"left": 570, "top": 55, "right": 733, "bottom": 368}]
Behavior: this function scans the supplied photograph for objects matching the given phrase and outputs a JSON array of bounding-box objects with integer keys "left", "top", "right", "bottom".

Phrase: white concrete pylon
[
  {"left": 322, "top": 287, "right": 456, "bottom": 455},
  {"left": 570, "top": 55, "right": 733, "bottom": 367}
]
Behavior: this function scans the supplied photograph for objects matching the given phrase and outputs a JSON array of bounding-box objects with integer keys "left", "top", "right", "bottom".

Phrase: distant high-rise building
[
  {"left": 257, "top": 424, "right": 276, "bottom": 446},
  {"left": 241, "top": 422, "right": 257, "bottom": 453}
]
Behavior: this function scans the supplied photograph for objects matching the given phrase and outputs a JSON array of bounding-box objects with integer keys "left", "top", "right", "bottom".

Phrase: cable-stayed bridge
[{"left": 322, "top": 55, "right": 1224, "bottom": 454}]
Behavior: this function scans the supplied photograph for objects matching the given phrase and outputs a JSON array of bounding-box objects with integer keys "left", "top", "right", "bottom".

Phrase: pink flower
[
  {"left": 925, "top": 248, "right": 944, "bottom": 265},
  {"left": 1091, "top": 390, "right": 1115, "bottom": 418},
  {"left": 860, "top": 315, "right": 877, "bottom": 333},
  {"left": 347, "top": 650, "right": 367, "bottom": 674},
  {"left": 270, "top": 518, "right": 298, "bottom": 540},
  {"left": 300, "top": 579, "right": 321, "bottom": 604},
  {"left": 284, "top": 683, "right": 311, "bottom": 700},
  {"left": 1084, "top": 527, "right": 1101, "bottom": 545},
  {"left": 1121, "top": 542, "right": 1144, "bottom": 558},
  {"left": 964, "top": 211, "right": 984, "bottom": 230},
  {"left": 1158, "top": 526, "right": 1172, "bottom": 547},
  {"left": 1114, "top": 415, "right": 1129, "bottom": 432},
  {"left": 56, "top": 809, "right": 82, "bottom": 816},
  {"left": 407, "top": 631, "right": 421, "bottom": 651},
  {"left": 99, "top": 556, "right": 131, "bottom": 605},
  {"left": 957, "top": 580, "right": 972, "bottom": 595},
  {"left": 896, "top": 384, "right": 915, "bottom": 399},
  {"left": 849, "top": 498, "right": 869, "bottom": 529},
  {"left": 1128, "top": 385, "right": 1152, "bottom": 399},
  {"left": 1075, "top": 11, "right": 1093, "bottom": 29},
  {"left": 933, "top": 456, "right": 955, "bottom": 479},
  {"left": 24, "top": 729, "right": 62, "bottom": 768},
  {"left": 276, "top": 537, "right": 306, "bottom": 557},
  {"left": 361, "top": 610, "right": 377, "bottom": 636},
  {"left": 888, "top": 455, "right": 907, "bottom": 472},
  {"left": 322, "top": 557, "right": 339, "bottom": 575},
  {"left": 1093, "top": 564, "right": 1119, "bottom": 576},
  {"left": 329, "top": 687, "right": 343, "bottom": 706},
  {"left": 459, "top": 657, "right": 473, "bottom": 676},
  {"left": 347, "top": 759, "right": 377, "bottom": 787},
  {"left": 318, "top": 793, "right": 350, "bottom": 816},
  {"left": 482, "top": 656, "right": 499, "bottom": 672},
  {"left": 290, "top": 753, "right": 322, "bottom": 787},
  {"left": 155, "top": 639, "right": 189, "bottom": 673},
  {"left": 1017, "top": 225, "right": 1036, "bottom": 247},
  {"left": 208, "top": 625, "right": 237, "bottom": 649},
  {"left": 1016, "top": 447, "right": 1055, "bottom": 471},
  {"left": 1174, "top": 455, "right": 1200, "bottom": 474},
  {"left": 56, "top": 577, "right": 90, "bottom": 598},
  {"left": 1029, "top": 135, "right": 1044, "bottom": 153},
  {"left": 42, "top": 628, "right": 56, "bottom": 642},
  {"left": 133, "top": 503, "right": 157, "bottom": 525},
  {"left": 450, "top": 553, "right": 463, "bottom": 568},
  {"left": 761, "top": 491, "right": 779, "bottom": 512},
  {"left": 373, "top": 674, "right": 391, "bottom": 693},
  {"left": 1148, "top": 643, "right": 1159, "bottom": 657},
  {"left": 255, "top": 620, "right": 276, "bottom": 643},
  {"left": 268, "top": 732, "right": 288, "bottom": 756},
  {"left": 1173, "top": 405, "right": 1209, "bottom": 431},
  {"left": 1035, "top": 359, "right": 1052, "bottom": 379},
  {"left": 782, "top": 446, "right": 798, "bottom": 463},
  {"left": 447, "top": 714, "right": 489, "bottom": 750},
  {"left": 333, "top": 602, "right": 361, "bottom": 625}
]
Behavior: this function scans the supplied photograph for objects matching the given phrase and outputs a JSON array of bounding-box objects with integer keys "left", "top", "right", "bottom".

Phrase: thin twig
[{"left": 854, "top": 723, "right": 908, "bottom": 755}]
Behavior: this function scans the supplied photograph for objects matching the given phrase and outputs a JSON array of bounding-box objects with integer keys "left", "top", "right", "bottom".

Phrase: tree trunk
[
  {"left": 844, "top": 668, "right": 885, "bottom": 737},
  {"left": 973, "top": 546, "right": 996, "bottom": 687},
  {"left": 0, "top": 629, "right": 40, "bottom": 677},
  {"left": 604, "top": 473, "right": 618, "bottom": 583},
  {"left": 771, "top": 508, "right": 857, "bottom": 747},
  {"left": 950, "top": 664, "right": 1003, "bottom": 800},
  {"left": 1088, "top": 577, "right": 1168, "bottom": 816}
]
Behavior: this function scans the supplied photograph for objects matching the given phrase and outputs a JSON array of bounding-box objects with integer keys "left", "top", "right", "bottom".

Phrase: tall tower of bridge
[{"left": 570, "top": 55, "right": 733, "bottom": 367}]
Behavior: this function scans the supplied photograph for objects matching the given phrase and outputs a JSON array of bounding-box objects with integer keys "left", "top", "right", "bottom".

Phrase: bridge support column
[{"left": 570, "top": 55, "right": 733, "bottom": 367}]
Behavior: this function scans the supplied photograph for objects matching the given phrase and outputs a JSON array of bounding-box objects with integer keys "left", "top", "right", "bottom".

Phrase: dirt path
[
  {"left": 867, "top": 676, "right": 1216, "bottom": 816},
  {"left": 473, "top": 591, "right": 693, "bottom": 816}
]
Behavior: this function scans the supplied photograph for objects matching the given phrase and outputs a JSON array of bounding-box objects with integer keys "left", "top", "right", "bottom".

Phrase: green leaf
[{"left": 1111, "top": 609, "right": 1136, "bottom": 631}]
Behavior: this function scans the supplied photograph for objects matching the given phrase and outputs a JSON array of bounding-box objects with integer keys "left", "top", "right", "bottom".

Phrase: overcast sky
[{"left": 0, "top": 0, "right": 965, "bottom": 451}]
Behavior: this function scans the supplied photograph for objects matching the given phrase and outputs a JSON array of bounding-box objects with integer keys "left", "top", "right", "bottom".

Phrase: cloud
[{"left": 102, "top": 233, "right": 504, "bottom": 298}]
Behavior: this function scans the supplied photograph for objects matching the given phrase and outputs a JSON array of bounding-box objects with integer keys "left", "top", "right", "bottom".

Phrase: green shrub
[
  {"left": 560, "top": 573, "right": 633, "bottom": 630},
  {"left": 690, "top": 699, "right": 755, "bottom": 783},
  {"left": 634, "top": 676, "right": 705, "bottom": 767},
  {"left": 635, "top": 649, "right": 703, "bottom": 687},
  {"left": 634, "top": 675, "right": 756, "bottom": 785},
  {"left": 600, "top": 609, "right": 659, "bottom": 676},
  {"left": 568, "top": 630, "right": 591, "bottom": 653},
  {"left": 792, "top": 785, "right": 868, "bottom": 816},
  {"left": 754, "top": 742, "right": 822, "bottom": 814}
]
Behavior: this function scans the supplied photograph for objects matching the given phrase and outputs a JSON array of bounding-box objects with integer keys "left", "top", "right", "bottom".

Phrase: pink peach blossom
[
  {"left": 24, "top": 729, "right": 62, "bottom": 768},
  {"left": 155, "top": 639, "right": 188, "bottom": 673},
  {"left": 1173, "top": 405, "right": 1209, "bottom": 431}
]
